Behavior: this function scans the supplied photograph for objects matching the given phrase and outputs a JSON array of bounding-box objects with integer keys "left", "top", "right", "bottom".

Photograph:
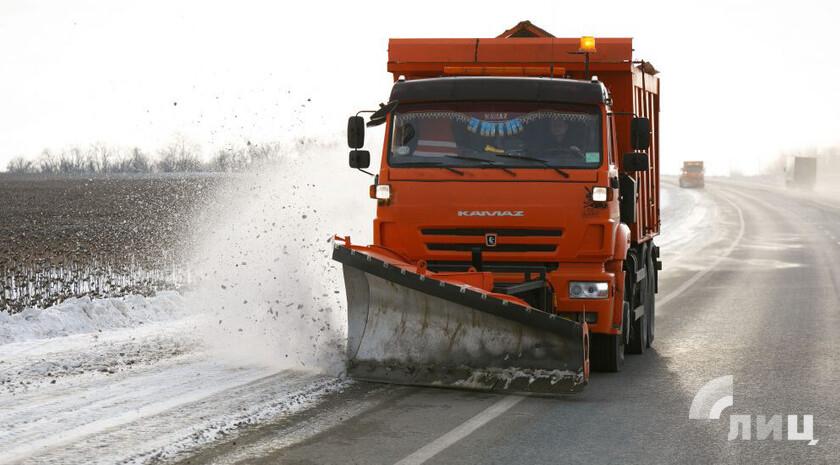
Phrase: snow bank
[{"left": 0, "top": 291, "right": 185, "bottom": 344}]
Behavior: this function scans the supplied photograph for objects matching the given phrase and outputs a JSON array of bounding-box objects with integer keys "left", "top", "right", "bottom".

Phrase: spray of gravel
[{"left": 184, "top": 138, "right": 374, "bottom": 374}]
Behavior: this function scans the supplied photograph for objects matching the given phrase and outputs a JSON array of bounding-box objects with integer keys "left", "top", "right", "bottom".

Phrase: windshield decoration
[{"left": 468, "top": 117, "right": 525, "bottom": 137}]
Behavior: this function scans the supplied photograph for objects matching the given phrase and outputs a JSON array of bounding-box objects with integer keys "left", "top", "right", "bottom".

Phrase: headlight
[
  {"left": 569, "top": 281, "right": 609, "bottom": 299},
  {"left": 592, "top": 187, "right": 608, "bottom": 202},
  {"left": 375, "top": 184, "right": 391, "bottom": 200}
]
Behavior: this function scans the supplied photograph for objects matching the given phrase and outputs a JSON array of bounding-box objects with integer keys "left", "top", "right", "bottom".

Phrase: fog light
[
  {"left": 569, "top": 281, "right": 608, "bottom": 299},
  {"left": 592, "top": 187, "right": 608, "bottom": 202},
  {"left": 375, "top": 184, "right": 391, "bottom": 200}
]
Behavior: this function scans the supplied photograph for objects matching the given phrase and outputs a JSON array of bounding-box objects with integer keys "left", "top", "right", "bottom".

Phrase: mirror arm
[{"left": 357, "top": 168, "right": 374, "bottom": 177}]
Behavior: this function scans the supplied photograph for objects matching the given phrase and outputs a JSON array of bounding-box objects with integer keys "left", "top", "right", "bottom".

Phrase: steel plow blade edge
[{"left": 334, "top": 245, "right": 588, "bottom": 395}]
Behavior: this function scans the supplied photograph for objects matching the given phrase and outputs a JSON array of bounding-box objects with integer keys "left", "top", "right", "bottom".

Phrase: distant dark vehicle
[
  {"left": 785, "top": 156, "right": 817, "bottom": 190},
  {"left": 679, "top": 161, "right": 704, "bottom": 188}
]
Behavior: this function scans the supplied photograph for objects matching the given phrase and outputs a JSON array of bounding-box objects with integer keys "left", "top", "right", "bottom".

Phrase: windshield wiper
[
  {"left": 401, "top": 161, "right": 465, "bottom": 175},
  {"left": 442, "top": 166, "right": 465, "bottom": 176},
  {"left": 492, "top": 154, "right": 570, "bottom": 178},
  {"left": 438, "top": 155, "right": 517, "bottom": 177}
]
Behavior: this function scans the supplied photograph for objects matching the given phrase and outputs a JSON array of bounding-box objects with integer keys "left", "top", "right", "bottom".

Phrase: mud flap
[{"left": 334, "top": 244, "right": 588, "bottom": 394}]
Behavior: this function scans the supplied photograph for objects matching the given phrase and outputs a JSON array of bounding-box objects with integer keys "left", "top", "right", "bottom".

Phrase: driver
[{"left": 547, "top": 119, "right": 583, "bottom": 156}]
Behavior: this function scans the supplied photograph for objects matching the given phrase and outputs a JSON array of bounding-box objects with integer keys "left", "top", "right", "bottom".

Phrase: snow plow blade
[{"left": 333, "top": 243, "right": 589, "bottom": 394}]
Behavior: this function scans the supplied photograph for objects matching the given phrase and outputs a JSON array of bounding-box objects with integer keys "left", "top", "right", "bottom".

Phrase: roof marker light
[{"left": 579, "top": 36, "right": 597, "bottom": 53}]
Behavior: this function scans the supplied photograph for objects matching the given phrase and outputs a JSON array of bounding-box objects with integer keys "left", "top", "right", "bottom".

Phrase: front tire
[{"left": 591, "top": 301, "right": 627, "bottom": 372}]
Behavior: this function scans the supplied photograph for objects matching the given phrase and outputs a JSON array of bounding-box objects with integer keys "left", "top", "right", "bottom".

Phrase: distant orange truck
[
  {"left": 679, "top": 161, "right": 705, "bottom": 188},
  {"left": 333, "top": 21, "right": 662, "bottom": 393}
]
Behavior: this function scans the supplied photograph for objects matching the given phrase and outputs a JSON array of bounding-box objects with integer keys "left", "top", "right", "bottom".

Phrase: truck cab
[{"left": 364, "top": 76, "right": 639, "bottom": 330}]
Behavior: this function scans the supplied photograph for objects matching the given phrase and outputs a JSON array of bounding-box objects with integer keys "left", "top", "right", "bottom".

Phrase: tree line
[{"left": 4, "top": 137, "right": 306, "bottom": 175}]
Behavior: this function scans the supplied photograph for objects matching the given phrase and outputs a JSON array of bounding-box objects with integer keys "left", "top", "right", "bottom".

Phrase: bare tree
[
  {"left": 85, "top": 143, "right": 116, "bottom": 174},
  {"left": 70, "top": 147, "right": 85, "bottom": 174},
  {"left": 37, "top": 149, "right": 58, "bottom": 174},
  {"left": 157, "top": 135, "right": 202, "bottom": 172},
  {"left": 210, "top": 148, "right": 234, "bottom": 172},
  {"left": 6, "top": 156, "right": 35, "bottom": 174},
  {"left": 123, "top": 147, "right": 150, "bottom": 173}
]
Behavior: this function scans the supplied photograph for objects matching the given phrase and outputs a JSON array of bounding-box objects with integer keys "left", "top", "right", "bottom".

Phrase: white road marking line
[
  {"left": 393, "top": 395, "right": 525, "bottom": 465},
  {"left": 657, "top": 190, "right": 746, "bottom": 310}
]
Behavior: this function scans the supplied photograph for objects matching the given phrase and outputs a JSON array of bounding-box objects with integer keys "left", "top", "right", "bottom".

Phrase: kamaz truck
[
  {"left": 679, "top": 161, "right": 705, "bottom": 188},
  {"left": 333, "top": 21, "right": 661, "bottom": 394}
]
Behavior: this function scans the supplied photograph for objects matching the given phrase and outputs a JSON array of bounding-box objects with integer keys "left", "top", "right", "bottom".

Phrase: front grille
[
  {"left": 426, "top": 243, "right": 557, "bottom": 252},
  {"left": 426, "top": 261, "right": 559, "bottom": 273},
  {"left": 421, "top": 228, "right": 563, "bottom": 237},
  {"left": 422, "top": 227, "right": 561, "bottom": 256}
]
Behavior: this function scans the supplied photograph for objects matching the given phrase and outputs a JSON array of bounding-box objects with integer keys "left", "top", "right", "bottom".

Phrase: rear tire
[
  {"left": 646, "top": 250, "right": 656, "bottom": 347},
  {"left": 627, "top": 309, "right": 647, "bottom": 354},
  {"left": 627, "top": 247, "right": 649, "bottom": 354}
]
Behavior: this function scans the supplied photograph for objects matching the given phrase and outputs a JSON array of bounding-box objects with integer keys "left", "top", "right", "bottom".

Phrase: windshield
[
  {"left": 684, "top": 164, "right": 703, "bottom": 173},
  {"left": 388, "top": 103, "right": 603, "bottom": 169}
]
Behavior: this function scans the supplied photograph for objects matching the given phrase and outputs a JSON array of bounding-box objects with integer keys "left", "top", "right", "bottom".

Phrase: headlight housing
[
  {"left": 375, "top": 184, "right": 391, "bottom": 200},
  {"left": 569, "top": 281, "right": 609, "bottom": 299}
]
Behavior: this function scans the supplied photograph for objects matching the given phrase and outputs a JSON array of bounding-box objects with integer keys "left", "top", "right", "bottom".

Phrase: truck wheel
[
  {"left": 590, "top": 332, "right": 625, "bottom": 372},
  {"left": 627, "top": 266, "right": 647, "bottom": 354},
  {"left": 591, "top": 301, "right": 627, "bottom": 372},
  {"left": 645, "top": 251, "right": 656, "bottom": 347},
  {"left": 627, "top": 307, "right": 647, "bottom": 354}
]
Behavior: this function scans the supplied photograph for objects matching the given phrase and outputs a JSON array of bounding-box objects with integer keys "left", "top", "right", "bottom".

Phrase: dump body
[
  {"left": 679, "top": 161, "right": 705, "bottom": 188},
  {"left": 786, "top": 157, "right": 817, "bottom": 189}
]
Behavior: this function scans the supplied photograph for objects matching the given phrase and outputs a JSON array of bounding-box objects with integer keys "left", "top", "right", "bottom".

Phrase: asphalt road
[{"left": 185, "top": 179, "right": 840, "bottom": 465}]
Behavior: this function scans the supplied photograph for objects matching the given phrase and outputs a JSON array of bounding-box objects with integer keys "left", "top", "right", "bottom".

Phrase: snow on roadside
[
  {"left": 0, "top": 291, "right": 186, "bottom": 344},
  {"left": 0, "top": 290, "right": 351, "bottom": 465}
]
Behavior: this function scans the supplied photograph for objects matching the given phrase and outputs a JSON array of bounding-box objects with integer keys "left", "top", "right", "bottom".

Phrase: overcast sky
[{"left": 1, "top": 0, "right": 838, "bottom": 174}]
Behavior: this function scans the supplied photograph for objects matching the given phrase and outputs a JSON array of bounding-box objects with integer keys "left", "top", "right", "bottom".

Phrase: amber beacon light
[{"left": 579, "top": 36, "right": 597, "bottom": 53}]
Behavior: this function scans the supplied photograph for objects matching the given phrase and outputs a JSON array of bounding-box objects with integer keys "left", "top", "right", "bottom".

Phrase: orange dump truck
[
  {"left": 333, "top": 21, "right": 661, "bottom": 394},
  {"left": 679, "top": 161, "right": 705, "bottom": 188}
]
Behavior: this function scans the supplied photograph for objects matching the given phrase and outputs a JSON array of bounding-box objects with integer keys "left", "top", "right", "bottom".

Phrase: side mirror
[
  {"left": 347, "top": 116, "right": 365, "bottom": 149},
  {"left": 631, "top": 117, "right": 651, "bottom": 151},
  {"left": 622, "top": 152, "right": 649, "bottom": 172},
  {"left": 619, "top": 174, "right": 637, "bottom": 224},
  {"left": 349, "top": 150, "right": 370, "bottom": 169}
]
